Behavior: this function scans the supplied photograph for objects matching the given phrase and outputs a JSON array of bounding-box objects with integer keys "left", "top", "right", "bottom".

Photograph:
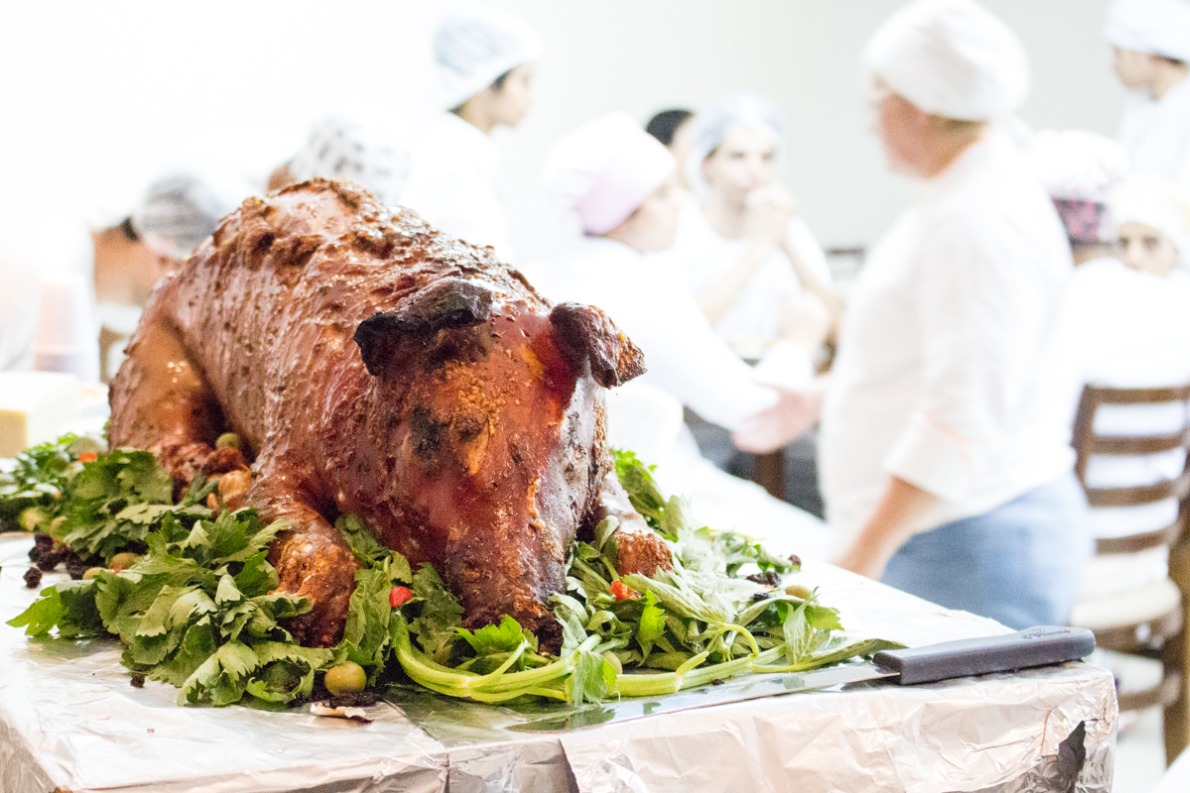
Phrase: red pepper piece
[
  {"left": 610, "top": 580, "right": 639, "bottom": 601},
  {"left": 389, "top": 585, "right": 413, "bottom": 608}
]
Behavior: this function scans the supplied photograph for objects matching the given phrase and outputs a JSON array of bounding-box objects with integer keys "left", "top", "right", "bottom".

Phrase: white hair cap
[
  {"left": 1029, "top": 129, "right": 1130, "bottom": 203},
  {"left": 864, "top": 0, "right": 1031, "bottom": 121},
  {"left": 544, "top": 112, "right": 676, "bottom": 236},
  {"left": 685, "top": 93, "right": 783, "bottom": 192},
  {"left": 288, "top": 117, "right": 408, "bottom": 206},
  {"left": 1106, "top": 0, "right": 1190, "bottom": 61},
  {"left": 433, "top": 5, "right": 543, "bottom": 111},
  {"left": 1112, "top": 176, "right": 1190, "bottom": 261},
  {"left": 130, "top": 173, "right": 245, "bottom": 260}
]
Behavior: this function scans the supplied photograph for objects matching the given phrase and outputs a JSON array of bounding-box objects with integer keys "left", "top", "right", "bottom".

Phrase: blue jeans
[{"left": 881, "top": 474, "right": 1091, "bottom": 629}]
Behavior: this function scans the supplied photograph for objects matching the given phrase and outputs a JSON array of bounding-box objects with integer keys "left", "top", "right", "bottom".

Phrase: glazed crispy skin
[{"left": 108, "top": 179, "right": 663, "bottom": 647}]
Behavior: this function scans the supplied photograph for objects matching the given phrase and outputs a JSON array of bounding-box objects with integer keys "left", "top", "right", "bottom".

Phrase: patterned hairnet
[
  {"left": 129, "top": 173, "right": 244, "bottom": 260},
  {"left": 433, "top": 4, "right": 542, "bottom": 111},
  {"left": 287, "top": 117, "right": 407, "bottom": 206}
]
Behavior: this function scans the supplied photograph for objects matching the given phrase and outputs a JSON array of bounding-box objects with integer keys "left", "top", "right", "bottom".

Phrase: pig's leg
[
  {"left": 249, "top": 466, "right": 360, "bottom": 648},
  {"left": 107, "top": 289, "right": 245, "bottom": 486},
  {"left": 595, "top": 472, "right": 672, "bottom": 578}
]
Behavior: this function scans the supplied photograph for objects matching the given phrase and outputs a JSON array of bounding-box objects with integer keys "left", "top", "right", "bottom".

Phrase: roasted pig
[{"left": 108, "top": 179, "right": 669, "bottom": 647}]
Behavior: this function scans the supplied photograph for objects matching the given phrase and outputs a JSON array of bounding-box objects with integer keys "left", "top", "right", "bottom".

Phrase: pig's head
[{"left": 351, "top": 277, "right": 644, "bottom": 643}]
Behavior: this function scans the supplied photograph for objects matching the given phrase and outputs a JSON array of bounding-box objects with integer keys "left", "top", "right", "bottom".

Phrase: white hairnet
[
  {"left": 685, "top": 93, "right": 784, "bottom": 193},
  {"left": 1112, "top": 176, "right": 1190, "bottom": 262},
  {"left": 1030, "top": 129, "right": 1130, "bottom": 202},
  {"left": 287, "top": 117, "right": 408, "bottom": 206},
  {"left": 433, "top": 4, "right": 543, "bottom": 111},
  {"left": 130, "top": 173, "right": 245, "bottom": 260},
  {"left": 1106, "top": 0, "right": 1190, "bottom": 61},
  {"left": 864, "top": 0, "right": 1030, "bottom": 121},
  {"left": 1030, "top": 129, "right": 1130, "bottom": 244},
  {"left": 544, "top": 112, "right": 675, "bottom": 236}
]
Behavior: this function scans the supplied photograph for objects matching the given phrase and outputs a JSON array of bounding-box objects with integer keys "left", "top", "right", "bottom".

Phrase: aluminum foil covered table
[{"left": 0, "top": 533, "right": 1117, "bottom": 793}]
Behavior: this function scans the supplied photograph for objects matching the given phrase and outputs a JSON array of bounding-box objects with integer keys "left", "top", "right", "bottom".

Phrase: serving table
[{"left": 0, "top": 532, "right": 1116, "bottom": 793}]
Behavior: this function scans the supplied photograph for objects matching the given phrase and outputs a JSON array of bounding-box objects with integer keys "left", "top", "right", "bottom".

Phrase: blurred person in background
[
  {"left": 1105, "top": 0, "right": 1190, "bottom": 193},
  {"left": 529, "top": 111, "right": 825, "bottom": 550},
  {"left": 400, "top": 3, "right": 541, "bottom": 263},
  {"left": 268, "top": 117, "right": 408, "bottom": 206},
  {"left": 675, "top": 93, "right": 838, "bottom": 358},
  {"left": 669, "top": 92, "right": 836, "bottom": 518},
  {"left": 779, "top": 0, "right": 1090, "bottom": 629},
  {"left": 645, "top": 108, "right": 696, "bottom": 191},
  {"left": 1038, "top": 131, "right": 1190, "bottom": 602},
  {"left": 92, "top": 173, "right": 243, "bottom": 379}
]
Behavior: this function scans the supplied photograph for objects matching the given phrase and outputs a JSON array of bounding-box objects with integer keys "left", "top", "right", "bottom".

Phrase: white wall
[{"left": 0, "top": 0, "right": 1121, "bottom": 255}]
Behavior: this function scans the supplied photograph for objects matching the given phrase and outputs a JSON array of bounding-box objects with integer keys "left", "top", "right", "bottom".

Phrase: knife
[{"left": 507, "top": 625, "right": 1095, "bottom": 732}]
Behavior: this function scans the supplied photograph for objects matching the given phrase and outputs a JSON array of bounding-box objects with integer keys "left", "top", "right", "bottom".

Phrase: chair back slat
[
  {"left": 1091, "top": 431, "right": 1190, "bottom": 456},
  {"left": 1095, "top": 520, "right": 1184, "bottom": 554},
  {"left": 1085, "top": 473, "right": 1190, "bottom": 508}
]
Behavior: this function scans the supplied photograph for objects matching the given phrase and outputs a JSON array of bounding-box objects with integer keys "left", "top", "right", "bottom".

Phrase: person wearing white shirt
[
  {"left": 400, "top": 5, "right": 540, "bottom": 263},
  {"left": 675, "top": 93, "right": 838, "bottom": 358},
  {"left": 529, "top": 112, "right": 827, "bottom": 551},
  {"left": 1065, "top": 178, "right": 1190, "bottom": 594},
  {"left": 1105, "top": 0, "right": 1190, "bottom": 193},
  {"left": 775, "top": 0, "right": 1090, "bottom": 629}
]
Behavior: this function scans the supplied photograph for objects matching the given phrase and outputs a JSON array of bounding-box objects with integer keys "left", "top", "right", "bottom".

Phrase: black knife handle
[{"left": 871, "top": 626, "right": 1096, "bottom": 686}]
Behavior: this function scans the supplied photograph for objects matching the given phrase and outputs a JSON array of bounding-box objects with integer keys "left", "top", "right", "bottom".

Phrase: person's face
[
  {"left": 492, "top": 61, "right": 537, "bottom": 128},
  {"left": 870, "top": 82, "right": 932, "bottom": 177},
  {"left": 1112, "top": 47, "right": 1156, "bottom": 90},
  {"left": 614, "top": 172, "right": 683, "bottom": 254},
  {"left": 1117, "top": 221, "right": 1180, "bottom": 276},
  {"left": 700, "top": 124, "right": 779, "bottom": 206}
]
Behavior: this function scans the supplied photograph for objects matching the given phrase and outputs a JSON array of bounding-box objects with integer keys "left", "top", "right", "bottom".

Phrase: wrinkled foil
[{"left": 0, "top": 533, "right": 1116, "bottom": 792}]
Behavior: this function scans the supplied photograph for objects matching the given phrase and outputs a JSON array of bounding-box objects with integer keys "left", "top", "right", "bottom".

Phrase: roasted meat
[{"left": 107, "top": 179, "right": 670, "bottom": 648}]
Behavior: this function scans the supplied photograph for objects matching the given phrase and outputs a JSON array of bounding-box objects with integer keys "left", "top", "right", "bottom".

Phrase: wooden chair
[{"left": 1068, "top": 383, "right": 1190, "bottom": 765}]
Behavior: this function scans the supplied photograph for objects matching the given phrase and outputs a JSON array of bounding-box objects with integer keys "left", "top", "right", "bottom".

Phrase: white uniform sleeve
[
  {"left": 883, "top": 220, "right": 1047, "bottom": 502},
  {"left": 604, "top": 272, "right": 778, "bottom": 431},
  {"left": 786, "top": 218, "right": 834, "bottom": 285}
]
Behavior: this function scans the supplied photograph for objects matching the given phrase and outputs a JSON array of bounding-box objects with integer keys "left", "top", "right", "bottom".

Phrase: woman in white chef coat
[
  {"left": 528, "top": 112, "right": 826, "bottom": 550},
  {"left": 788, "top": 0, "right": 1090, "bottom": 629},
  {"left": 400, "top": 4, "right": 541, "bottom": 263},
  {"left": 1105, "top": 0, "right": 1190, "bottom": 194}
]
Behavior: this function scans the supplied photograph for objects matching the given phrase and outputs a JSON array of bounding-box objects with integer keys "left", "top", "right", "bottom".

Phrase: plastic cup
[{"left": 33, "top": 274, "right": 100, "bottom": 383}]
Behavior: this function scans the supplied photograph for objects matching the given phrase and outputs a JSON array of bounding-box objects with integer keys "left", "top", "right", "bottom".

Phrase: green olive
[
  {"left": 783, "top": 583, "right": 812, "bottom": 599},
  {"left": 601, "top": 650, "right": 623, "bottom": 676},
  {"left": 82, "top": 567, "right": 104, "bottom": 581},
  {"left": 324, "top": 661, "right": 367, "bottom": 695},
  {"left": 109, "top": 552, "right": 140, "bottom": 569},
  {"left": 215, "top": 432, "right": 243, "bottom": 451}
]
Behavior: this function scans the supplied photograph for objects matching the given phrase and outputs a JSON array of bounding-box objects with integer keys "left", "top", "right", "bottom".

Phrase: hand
[
  {"left": 744, "top": 184, "right": 796, "bottom": 247},
  {"left": 832, "top": 537, "right": 893, "bottom": 580},
  {"left": 731, "top": 381, "right": 823, "bottom": 453},
  {"left": 778, "top": 292, "right": 832, "bottom": 354}
]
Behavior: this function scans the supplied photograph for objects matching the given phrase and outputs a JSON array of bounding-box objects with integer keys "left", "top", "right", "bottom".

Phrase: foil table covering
[{"left": 0, "top": 533, "right": 1117, "bottom": 793}]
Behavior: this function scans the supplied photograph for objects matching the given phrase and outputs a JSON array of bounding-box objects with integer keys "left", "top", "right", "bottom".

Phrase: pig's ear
[
  {"left": 355, "top": 278, "right": 493, "bottom": 376},
  {"left": 549, "top": 302, "right": 646, "bottom": 388}
]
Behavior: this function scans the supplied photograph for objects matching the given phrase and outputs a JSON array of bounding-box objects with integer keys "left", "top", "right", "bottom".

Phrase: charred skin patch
[{"left": 354, "top": 279, "right": 495, "bottom": 376}]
